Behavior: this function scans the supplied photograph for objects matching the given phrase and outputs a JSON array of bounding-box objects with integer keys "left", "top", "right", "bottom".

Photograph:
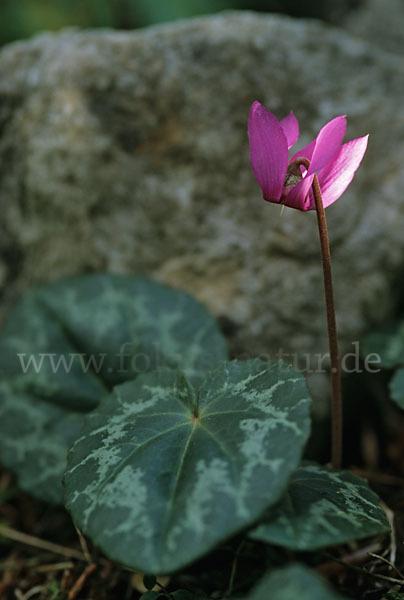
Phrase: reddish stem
[
  {"left": 287, "top": 158, "right": 343, "bottom": 469},
  {"left": 312, "top": 174, "right": 342, "bottom": 469}
]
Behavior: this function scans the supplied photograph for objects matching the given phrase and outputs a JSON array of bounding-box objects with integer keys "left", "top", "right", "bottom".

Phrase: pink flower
[{"left": 248, "top": 101, "right": 368, "bottom": 211}]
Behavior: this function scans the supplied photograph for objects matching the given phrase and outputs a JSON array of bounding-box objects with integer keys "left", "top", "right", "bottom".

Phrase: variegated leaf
[
  {"left": 0, "top": 274, "right": 228, "bottom": 503},
  {"left": 250, "top": 463, "right": 390, "bottom": 550},
  {"left": 390, "top": 368, "right": 404, "bottom": 409},
  {"left": 362, "top": 320, "right": 404, "bottom": 369},
  {"left": 245, "top": 564, "right": 349, "bottom": 600},
  {"left": 64, "top": 360, "right": 311, "bottom": 573}
]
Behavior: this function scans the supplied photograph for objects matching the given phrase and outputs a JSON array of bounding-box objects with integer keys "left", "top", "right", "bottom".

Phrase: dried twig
[
  {"left": 322, "top": 553, "right": 404, "bottom": 585},
  {"left": 14, "top": 584, "right": 44, "bottom": 600},
  {"left": 0, "top": 524, "right": 85, "bottom": 561},
  {"left": 67, "top": 563, "right": 97, "bottom": 600},
  {"left": 316, "top": 542, "right": 382, "bottom": 577},
  {"left": 380, "top": 500, "right": 397, "bottom": 567},
  {"left": 74, "top": 525, "right": 92, "bottom": 564},
  {"left": 368, "top": 552, "right": 403, "bottom": 580},
  {"left": 30, "top": 561, "right": 74, "bottom": 573}
]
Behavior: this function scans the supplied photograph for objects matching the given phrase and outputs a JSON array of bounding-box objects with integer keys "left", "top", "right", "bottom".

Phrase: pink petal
[
  {"left": 317, "top": 135, "right": 369, "bottom": 207},
  {"left": 282, "top": 173, "right": 315, "bottom": 211},
  {"left": 281, "top": 138, "right": 316, "bottom": 211},
  {"left": 308, "top": 115, "right": 347, "bottom": 174},
  {"left": 290, "top": 139, "right": 316, "bottom": 164},
  {"left": 280, "top": 111, "right": 299, "bottom": 149},
  {"left": 248, "top": 101, "right": 289, "bottom": 202},
  {"left": 284, "top": 116, "right": 347, "bottom": 210}
]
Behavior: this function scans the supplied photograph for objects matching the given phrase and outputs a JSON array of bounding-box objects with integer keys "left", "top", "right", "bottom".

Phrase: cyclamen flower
[{"left": 248, "top": 101, "right": 368, "bottom": 211}]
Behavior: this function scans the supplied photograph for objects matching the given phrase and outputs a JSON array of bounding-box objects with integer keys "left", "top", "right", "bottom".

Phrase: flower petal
[
  {"left": 284, "top": 116, "right": 347, "bottom": 210},
  {"left": 248, "top": 101, "right": 289, "bottom": 202},
  {"left": 308, "top": 115, "right": 347, "bottom": 174},
  {"left": 290, "top": 139, "right": 316, "bottom": 164},
  {"left": 317, "top": 135, "right": 369, "bottom": 207},
  {"left": 282, "top": 173, "right": 315, "bottom": 211},
  {"left": 280, "top": 111, "right": 299, "bottom": 149}
]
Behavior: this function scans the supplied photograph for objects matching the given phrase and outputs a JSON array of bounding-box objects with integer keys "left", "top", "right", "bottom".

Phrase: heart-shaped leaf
[
  {"left": 362, "top": 320, "right": 404, "bottom": 369},
  {"left": 64, "top": 360, "right": 311, "bottom": 574},
  {"left": 139, "top": 593, "right": 162, "bottom": 600},
  {"left": 171, "top": 592, "right": 207, "bottom": 600},
  {"left": 245, "top": 564, "right": 349, "bottom": 600},
  {"left": 390, "top": 368, "right": 404, "bottom": 410},
  {"left": 0, "top": 274, "right": 228, "bottom": 503},
  {"left": 250, "top": 463, "right": 390, "bottom": 550}
]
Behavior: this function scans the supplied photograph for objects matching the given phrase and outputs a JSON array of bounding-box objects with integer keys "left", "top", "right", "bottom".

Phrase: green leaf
[
  {"left": 390, "top": 368, "right": 404, "bottom": 410},
  {"left": 362, "top": 320, "right": 404, "bottom": 369},
  {"left": 172, "top": 591, "right": 207, "bottom": 600},
  {"left": 64, "top": 360, "right": 311, "bottom": 574},
  {"left": 362, "top": 321, "right": 404, "bottom": 409},
  {"left": 139, "top": 593, "right": 164, "bottom": 600},
  {"left": 250, "top": 463, "right": 390, "bottom": 550},
  {"left": 0, "top": 381, "right": 87, "bottom": 505},
  {"left": 245, "top": 564, "right": 349, "bottom": 600},
  {"left": 0, "top": 274, "right": 228, "bottom": 504}
]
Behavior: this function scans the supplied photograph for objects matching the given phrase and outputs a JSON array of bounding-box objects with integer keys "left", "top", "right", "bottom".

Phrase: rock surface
[
  {"left": 344, "top": 0, "right": 404, "bottom": 55},
  {"left": 0, "top": 12, "right": 404, "bottom": 371}
]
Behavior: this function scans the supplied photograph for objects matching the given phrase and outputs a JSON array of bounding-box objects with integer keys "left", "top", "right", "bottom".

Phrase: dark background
[{"left": 0, "top": 0, "right": 361, "bottom": 47}]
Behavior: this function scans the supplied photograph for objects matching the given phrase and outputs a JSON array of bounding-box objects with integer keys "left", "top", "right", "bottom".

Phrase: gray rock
[
  {"left": 344, "top": 0, "right": 404, "bottom": 55},
  {"left": 0, "top": 12, "right": 403, "bottom": 375}
]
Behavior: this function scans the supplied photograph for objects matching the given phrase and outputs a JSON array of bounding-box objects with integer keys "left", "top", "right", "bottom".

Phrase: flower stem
[{"left": 311, "top": 174, "right": 342, "bottom": 469}]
